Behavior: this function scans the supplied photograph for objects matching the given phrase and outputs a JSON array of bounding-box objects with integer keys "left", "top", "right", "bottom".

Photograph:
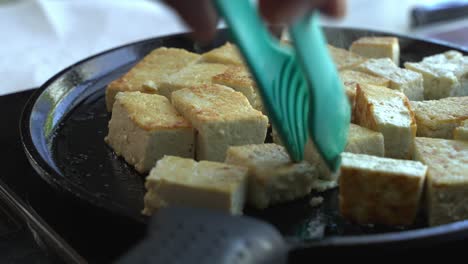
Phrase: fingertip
[
  {"left": 259, "top": 0, "right": 311, "bottom": 25},
  {"left": 320, "top": 0, "right": 346, "bottom": 18},
  {"left": 164, "top": 0, "right": 218, "bottom": 42}
]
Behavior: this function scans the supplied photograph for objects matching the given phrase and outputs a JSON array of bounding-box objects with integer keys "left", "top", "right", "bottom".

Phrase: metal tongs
[{"left": 214, "top": 0, "right": 351, "bottom": 171}]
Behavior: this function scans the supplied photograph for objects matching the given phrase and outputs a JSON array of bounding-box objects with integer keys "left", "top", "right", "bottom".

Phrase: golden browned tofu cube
[
  {"left": 339, "top": 152, "right": 427, "bottom": 226},
  {"left": 172, "top": 84, "right": 269, "bottom": 162},
  {"left": 328, "top": 45, "right": 367, "bottom": 71},
  {"left": 413, "top": 137, "right": 468, "bottom": 226},
  {"left": 105, "top": 47, "right": 200, "bottom": 111},
  {"left": 454, "top": 120, "right": 468, "bottom": 141},
  {"left": 225, "top": 144, "right": 318, "bottom": 209},
  {"left": 158, "top": 63, "right": 228, "bottom": 99},
  {"left": 142, "top": 156, "right": 248, "bottom": 216},
  {"left": 411, "top": 96, "right": 468, "bottom": 139},
  {"left": 212, "top": 66, "right": 264, "bottom": 112},
  {"left": 354, "top": 84, "right": 417, "bottom": 159},
  {"left": 200, "top": 42, "right": 245, "bottom": 66},
  {"left": 350, "top": 37, "right": 400, "bottom": 65},
  {"left": 105, "top": 92, "right": 195, "bottom": 173}
]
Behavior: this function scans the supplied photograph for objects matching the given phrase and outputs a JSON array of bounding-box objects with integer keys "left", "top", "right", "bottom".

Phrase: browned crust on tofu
[
  {"left": 115, "top": 91, "right": 192, "bottom": 131},
  {"left": 404, "top": 97, "right": 418, "bottom": 139},
  {"left": 105, "top": 47, "right": 200, "bottom": 111},
  {"left": 340, "top": 70, "right": 390, "bottom": 88},
  {"left": 353, "top": 84, "right": 378, "bottom": 129},
  {"left": 171, "top": 84, "right": 267, "bottom": 123},
  {"left": 200, "top": 42, "right": 245, "bottom": 66},
  {"left": 339, "top": 167, "right": 423, "bottom": 226},
  {"left": 328, "top": 45, "right": 367, "bottom": 70},
  {"left": 212, "top": 66, "right": 254, "bottom": 88},
  {"left": 411, "top": 97, "right": 468, "bottom": 139}
]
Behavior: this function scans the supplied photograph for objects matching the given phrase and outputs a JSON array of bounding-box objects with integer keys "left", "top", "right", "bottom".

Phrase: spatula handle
[
  {"left": 213, "top": 0, "right": 281, "bottom": 93},
  {"left": 290, "top": 13, "right": 351, "bottom": 171}
]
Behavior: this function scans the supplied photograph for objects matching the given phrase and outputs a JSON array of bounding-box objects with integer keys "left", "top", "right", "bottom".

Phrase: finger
[
  {"left": 319, "top": 0, "right": 346, "bottom": 18},
  {"left": 259, "top": 0, "right": 345, "bottom": 24},
  {"left": 164, "top": 0, "right": 218, "bottom": 42},
  {"left": 259, "top": 0, "right": 314, "bottom": 24}
]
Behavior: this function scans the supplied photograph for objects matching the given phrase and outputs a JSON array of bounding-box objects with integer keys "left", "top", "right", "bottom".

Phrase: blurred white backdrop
[{"left": 0, "top": 0, "right": 466, "bottom": 95}]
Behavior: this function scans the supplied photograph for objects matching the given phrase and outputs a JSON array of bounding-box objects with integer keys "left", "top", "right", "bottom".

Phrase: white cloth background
[{"left": 0, "top": 0, "right": 464, "bottom": 95}]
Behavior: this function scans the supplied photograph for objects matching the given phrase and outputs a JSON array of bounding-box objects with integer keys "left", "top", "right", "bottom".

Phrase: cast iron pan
[{"left": 20, "top": 27, "right": 468, "bottom": 249}]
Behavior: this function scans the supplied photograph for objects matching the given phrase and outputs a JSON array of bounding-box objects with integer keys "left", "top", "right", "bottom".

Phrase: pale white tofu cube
[
  {"left": 405, "top": 50, "right": 468, "bottom": 99},
  {"left": 142, "top": 156, "right": 248, "bottom": 215},
  {"left": 346, "top": 124, "right": 385, "bottom": 157},
  {"left": 354, "top": 84, "right": 417, "bottom": 159},
  {"left": 356, "top": 58, "right": 424, "bottom": 100}
]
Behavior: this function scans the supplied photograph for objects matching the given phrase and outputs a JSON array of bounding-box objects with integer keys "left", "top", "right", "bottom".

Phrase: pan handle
[{"left": 116, "top": 207, "right": 289, "bottom": 264}]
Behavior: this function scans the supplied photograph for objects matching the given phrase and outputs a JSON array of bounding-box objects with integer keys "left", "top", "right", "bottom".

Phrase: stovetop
[{"left": 0, "top": 89, "right": 145, "bottom": 263}]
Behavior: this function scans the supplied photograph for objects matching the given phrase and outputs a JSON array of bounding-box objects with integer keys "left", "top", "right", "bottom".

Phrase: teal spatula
[{"left": 213, "top": 0, "right": 350, "bottom": 171}]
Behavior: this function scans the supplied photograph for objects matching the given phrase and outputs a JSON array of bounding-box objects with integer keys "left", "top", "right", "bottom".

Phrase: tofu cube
[
  {"left": 414, "top": 137, "right": 468, "bottom": 226},
  {"left": 339, "top": 152, "right": 427, "bottom": 226},
  {"left": 328, "top": 45, "right": 367, "bottom": 71},
  {"left": 339, "top": 70, "right": 390, "bottom": 118},
  {"left": 405, "top": 50, "right": 468, "bottom": 99},
  {"left": 411, "top": 96, "right": 468, "bottom": 139},
  {"left": 273, "top": 124, "right": 385, "bottom": 181},
  {"left": 271, "top": 127, "right": 337, "bottom": 183},
  {"left": 303, "top": 139, "right": 340, "bottom": 182},
  {"left": 350, "top": 37, "right": 400, "bottom": 65},
  {"left": 346, "top": 124, "right": 385, "bottom": 157},
  {"left": 142, "top": 156, "right": 248, "bottom": 215},
  {"left": 356, "top": 58, "right": 424, "bottom": 100},
  {"left": 225, "top": 144, "right": 318, "bottom": 209},
  {"left": 454, "top": 120, "right": 468, "bottom": 141},
  {"left": 158, "top": 63, "right": 228, "bottom": 99},
  {"left": 212, "top": 66, "right": 265, "bottom": 113},
  {"left": 354, "top": 84, "right": 417, "bottom": 159},
  {"left": 200, "top": 42, "right": 245, "bottom": 66},
  {"left": 105, "top": 92, "right": 195, "bottom": 173},
  {"left": 172, "top": 84, "right": 269, "bottom": 162},
  {"left": 105, "top": 47, "right": 200, "bottom": 111}
]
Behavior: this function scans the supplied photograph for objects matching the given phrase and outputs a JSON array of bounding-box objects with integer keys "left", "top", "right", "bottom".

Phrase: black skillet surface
[{"left": 20, "top": 27, "right": 468, "bottom": 249}]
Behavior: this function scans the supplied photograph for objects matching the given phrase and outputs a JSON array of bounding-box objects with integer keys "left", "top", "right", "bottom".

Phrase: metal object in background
[{"left": 411, "top": 1, "right": 468, "bottom": 28}]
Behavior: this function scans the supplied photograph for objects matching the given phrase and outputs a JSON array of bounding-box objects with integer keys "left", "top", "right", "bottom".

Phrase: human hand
[{"left": 163, "top": 0, "right": 346, "bottom": 42}]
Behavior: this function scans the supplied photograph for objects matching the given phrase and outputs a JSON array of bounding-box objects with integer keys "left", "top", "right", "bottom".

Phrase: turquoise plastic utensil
[{"left": 213, "top": 0, "right": 350, "bottom": 171}]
